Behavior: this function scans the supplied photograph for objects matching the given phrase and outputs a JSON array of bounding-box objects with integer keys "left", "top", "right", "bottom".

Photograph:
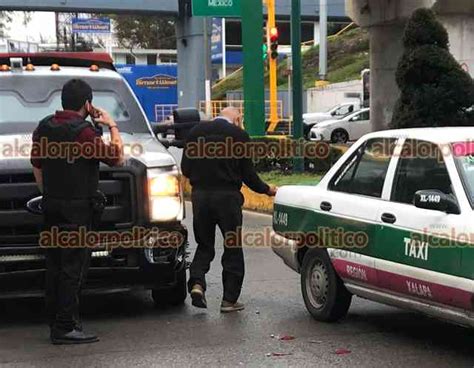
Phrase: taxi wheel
[
  {"left": 152, "top": 268, "right": 187, "bottom": 308},
  {"left": 331, "top": 129, "right": 349, "bottom": 144},
  {"left": 301, "top": 248, "right": 352, "bottom": 322}
]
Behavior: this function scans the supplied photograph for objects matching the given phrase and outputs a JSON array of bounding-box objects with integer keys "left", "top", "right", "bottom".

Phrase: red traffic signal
[
  {"left": 269, "top": 27, "right": 279, "bottom": 60},
  {"left": 269, "top": 27, "right": 279, "bottom": 43}
]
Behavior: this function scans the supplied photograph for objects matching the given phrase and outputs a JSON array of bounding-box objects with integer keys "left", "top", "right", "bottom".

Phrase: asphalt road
[{"left": 0, "top": 204, "right": 474, "bottom": 368}]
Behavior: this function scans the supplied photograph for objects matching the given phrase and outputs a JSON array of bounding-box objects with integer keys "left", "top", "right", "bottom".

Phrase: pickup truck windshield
[
  {"left": 0, "top": 75, "right": 151, "bottom": 135},
  {"left": 453, "top": 142, "right": 474, "bottom": 207},
  {"left": 0, "top": 91, "right": 129, "bottom": 124}
]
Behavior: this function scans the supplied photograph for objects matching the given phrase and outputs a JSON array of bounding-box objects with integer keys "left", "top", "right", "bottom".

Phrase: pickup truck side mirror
[
  {"left": 153, "top": 108, "right": 203, "bottom": 148},
  {"left": 414, "top": 190, "right": 460, "bottom": 215}
]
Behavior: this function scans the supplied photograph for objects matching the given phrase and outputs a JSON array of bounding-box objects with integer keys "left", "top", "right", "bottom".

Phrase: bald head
[{"left": 220, "top": 107, "right": 244, "bottom": 129}]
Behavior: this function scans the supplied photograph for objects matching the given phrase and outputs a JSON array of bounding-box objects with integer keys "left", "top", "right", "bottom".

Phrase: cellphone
[{"left": 88, "top": 104, "right": 102, "bottom": 120}]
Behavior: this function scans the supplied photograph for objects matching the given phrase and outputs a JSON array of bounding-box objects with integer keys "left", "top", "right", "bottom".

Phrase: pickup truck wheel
[
  {"left": 301, "top": 248, "right": 352, "bottom": 322},
  {"left": 331, "top": 129, "right": 349, "bottom": 144},
  {"left": 152, "top": 268, "right": 187, "bottom": 307}
]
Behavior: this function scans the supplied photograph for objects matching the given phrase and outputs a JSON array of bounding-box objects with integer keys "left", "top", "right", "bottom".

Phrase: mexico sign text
[{"left": 192, "top": 0, "right": 241, "bottom": 17}]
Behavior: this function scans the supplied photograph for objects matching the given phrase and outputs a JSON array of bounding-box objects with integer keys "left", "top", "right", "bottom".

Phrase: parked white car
[
  {"left": 309, "top": 108, "right": 370, "bottom": 143},
  {"left": 303, "top": 101, "right": 361, "bottom": 138}
]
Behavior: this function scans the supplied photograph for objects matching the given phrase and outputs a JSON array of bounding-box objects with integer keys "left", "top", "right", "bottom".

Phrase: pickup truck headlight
[{"left": 147, "top": 167, "right": 183, "bottom": 222}]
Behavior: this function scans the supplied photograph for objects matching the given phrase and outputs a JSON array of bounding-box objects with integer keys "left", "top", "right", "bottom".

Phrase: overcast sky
[{"left": 8, "top": 12, "right": 57, "bottom": 43}]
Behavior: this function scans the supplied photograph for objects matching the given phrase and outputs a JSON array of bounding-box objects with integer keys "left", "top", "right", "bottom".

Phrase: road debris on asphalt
[
  {"left": 335, "top": 348, "right": 351, "bottom": 355},
  {"left": 278, "top": 335, "right": 296, "bottom": 341},
  {"left": 266, "top": 352, "right": 293, "bottom": 357}
]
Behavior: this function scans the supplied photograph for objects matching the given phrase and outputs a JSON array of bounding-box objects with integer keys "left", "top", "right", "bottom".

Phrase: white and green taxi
[{"left": 271, "top": 127, "right": 474, "bottom": 327}]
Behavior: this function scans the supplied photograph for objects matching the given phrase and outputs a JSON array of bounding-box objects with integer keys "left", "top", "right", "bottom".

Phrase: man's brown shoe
[
  {"left": 220, "top": 301, "right": 245, "bottom": 313},
  {"left": 190, "top": 284, "right": 207, "bottom": 308}
]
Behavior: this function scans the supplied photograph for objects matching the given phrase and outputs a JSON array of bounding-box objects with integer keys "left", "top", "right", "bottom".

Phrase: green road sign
[{"left": 192, "top": 0, "right": 241, "bottom": 17}]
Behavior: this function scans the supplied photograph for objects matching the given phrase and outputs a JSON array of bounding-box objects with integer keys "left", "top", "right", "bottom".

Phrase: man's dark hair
[{"left": 61, "top": 79, "right": 93, "bottom": 111}]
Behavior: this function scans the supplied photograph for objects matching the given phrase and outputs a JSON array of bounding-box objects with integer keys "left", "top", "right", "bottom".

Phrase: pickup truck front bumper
[{"left": 0, "top": 223, "right": 188, "bottom": 298}]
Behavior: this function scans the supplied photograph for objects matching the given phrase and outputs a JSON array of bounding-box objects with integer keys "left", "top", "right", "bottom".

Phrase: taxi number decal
[
  {"left": 273, "top": 211, "right": 288, "bottom": 227},
  {"left": 419, "top": 194, "right": 441, "bottom": 203}
]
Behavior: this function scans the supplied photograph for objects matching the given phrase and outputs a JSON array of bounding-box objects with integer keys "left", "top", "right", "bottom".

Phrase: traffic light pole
[
  {"left": 266, "top": 0, "right": 279, "bottom": 132},
  {"left": 291, "top": 0, "right": 304, "bottom": 172},
  {"left": 241, "top": 0, "right": 265, "bottom": 136}
]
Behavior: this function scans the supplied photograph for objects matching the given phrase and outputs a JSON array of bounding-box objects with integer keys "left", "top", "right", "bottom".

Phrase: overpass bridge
[
  {"left": 0, "top": 0, "right": 348, "bottom": 131},
  {"left": 0, "top": 0, "right": 347, "bottom": 20}
]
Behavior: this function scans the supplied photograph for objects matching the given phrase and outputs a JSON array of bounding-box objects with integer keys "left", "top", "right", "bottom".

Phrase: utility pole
[
  {"left": 241, "top": 0, "right": 265, "bottom": 136},
  {"left": 291, "top": 0, "right": 304, "bottom": 172},
  {"left": 319, "top": 0, "right": 328, "bottom": 80},
  {"left": 266, "top": 0, "right": 279, "bottom": 133}
]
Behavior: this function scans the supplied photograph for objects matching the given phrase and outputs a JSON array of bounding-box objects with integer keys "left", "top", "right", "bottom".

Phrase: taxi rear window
[{"left": 453, "top": 142, "right": 474, "bottom": 208}]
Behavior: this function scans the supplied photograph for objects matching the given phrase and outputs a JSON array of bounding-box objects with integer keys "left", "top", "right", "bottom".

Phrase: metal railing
[
  {"left": 154, "top": 104, "right": 178, "bottom": 123},
  {"left": 199, "top": 100, "right": 284, "bottom": 122}
]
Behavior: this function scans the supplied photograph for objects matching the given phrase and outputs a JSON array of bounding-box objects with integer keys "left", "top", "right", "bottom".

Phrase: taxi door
[
  {"left": 375, "top": 139, "right": 469, "bottom": 310},
  {"left": 319, "top": 137, "right": 398, "bottom": 288}
]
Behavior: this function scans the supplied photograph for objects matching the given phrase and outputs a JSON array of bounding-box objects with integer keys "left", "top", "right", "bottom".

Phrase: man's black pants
[
  {"left": 43, "top": 200, "right": 93, "bottom": 334},
  {"left": 188, "top": 189, "right": 244, "bottom": 303}
]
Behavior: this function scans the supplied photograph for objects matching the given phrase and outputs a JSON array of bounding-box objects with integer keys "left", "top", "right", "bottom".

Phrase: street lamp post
[
  {"left": 319, "top": 0, "right": 328, "bottom": 80},
  {"left": 291, "top": 0, "right": 304, "bottom": 172}
]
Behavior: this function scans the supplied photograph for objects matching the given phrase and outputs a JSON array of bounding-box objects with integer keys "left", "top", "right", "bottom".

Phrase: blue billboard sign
[
  {"left": 211, "top": 18, "right": 224, "bottom": 62},
  {"left": 117, "top": 65, "right": 178, "bottom": 123},
  {"left": 72, "top": 18, "right": 111, "bottom": 34}
]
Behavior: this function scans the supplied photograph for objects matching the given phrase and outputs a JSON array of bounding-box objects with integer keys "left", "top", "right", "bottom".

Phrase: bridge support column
[
  {"left": 347, "top": 0, "right": 474, "bottom": 131},
  {"left": 176, "top": 15, "right": 211, "bottom": 109},
  {"left": 369, "top": 23, "right": 405, "bottom": 131}
]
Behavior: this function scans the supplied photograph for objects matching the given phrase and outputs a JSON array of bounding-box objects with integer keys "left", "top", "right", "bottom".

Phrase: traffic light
[
  {"left": 269, "top": 27, "right": 279, "bottom": 60},
  {"left": 263, "top": 26, "right": 269, "bottom": 61}
]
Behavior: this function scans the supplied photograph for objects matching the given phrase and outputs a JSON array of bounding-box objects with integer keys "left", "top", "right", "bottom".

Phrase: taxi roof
[{"left": 363, "top": 127, "right": 474, "bottom": 144}]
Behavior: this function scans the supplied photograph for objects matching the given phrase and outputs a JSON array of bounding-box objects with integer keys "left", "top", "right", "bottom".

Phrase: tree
[
  {"left": 391, "top": 8, "right": 474, "bottom": 129},
  {"left": 0, "top": 11, "right": 12, "bottom": 38},
  {"left": 112, "top": 15, "right": 176, "bottom": 51}
]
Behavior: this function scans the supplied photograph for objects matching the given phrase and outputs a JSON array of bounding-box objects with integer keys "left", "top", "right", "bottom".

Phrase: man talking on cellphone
[{"left": 30, "top": 79, "right": 124, "bottom": 344}]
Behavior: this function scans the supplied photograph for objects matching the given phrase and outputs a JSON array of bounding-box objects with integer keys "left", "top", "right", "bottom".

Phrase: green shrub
[
  {"left": 391, "top": 8, "right": 474, "bottom": 129},
  {"left": 250, "top": 137, "right": 346, "bottom": 175}
]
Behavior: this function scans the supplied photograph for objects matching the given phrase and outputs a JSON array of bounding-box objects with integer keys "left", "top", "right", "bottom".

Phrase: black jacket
[
  {"left": 34, "top": 115, "right": 99, "bottom": 201},
  {"left": 181, "top": 118, "right": 270, "bottom": 194}
]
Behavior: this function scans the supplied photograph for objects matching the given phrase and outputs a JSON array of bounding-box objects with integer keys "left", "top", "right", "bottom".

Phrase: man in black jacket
[
  {"left": 181, "top": 107, "right": 277, "bottom": 313},
  {"left": 31, "top": 79, "right": 123, "bottom": 344}
]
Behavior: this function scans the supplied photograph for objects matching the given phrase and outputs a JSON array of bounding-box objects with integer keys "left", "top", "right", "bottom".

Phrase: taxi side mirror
[{"left": 414, "top": 190, "right": 460, "bottom": 215}]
